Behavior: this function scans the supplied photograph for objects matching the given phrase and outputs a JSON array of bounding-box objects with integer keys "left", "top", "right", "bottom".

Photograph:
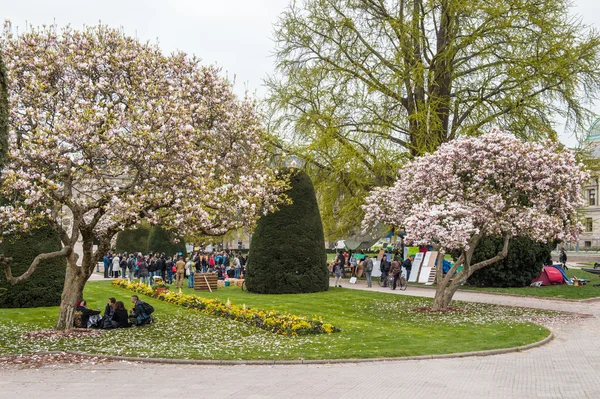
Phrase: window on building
[
  {"left": 585, "top": 241, "right": 592, "bottom": 248},
  {"left": 589, "top": 189, "right": 596, "bottom": 206},
  {"left": 586, "top": 218, "right": 593, "bottom": 232}
]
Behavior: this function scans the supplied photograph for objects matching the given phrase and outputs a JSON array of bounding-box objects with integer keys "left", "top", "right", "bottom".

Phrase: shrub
[
  {"left": 0, "top": 225, "right": 66, "bottom": 308},
  {"left": 147, "top": 225, "right": 186, "bottom": 256},
  {"left": 115, "top": 223, "right": 150, "bottom": 254},
  {"left": 467, "top": 236, "right": 553, "bottom": 287},
  {"left": 246, "top": 169, "right": 328, "bottom": 294}
]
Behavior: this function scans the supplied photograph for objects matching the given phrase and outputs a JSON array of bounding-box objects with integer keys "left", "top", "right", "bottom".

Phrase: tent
[{"left": 531, "top": 266, "right": 566, "bottom": 286}]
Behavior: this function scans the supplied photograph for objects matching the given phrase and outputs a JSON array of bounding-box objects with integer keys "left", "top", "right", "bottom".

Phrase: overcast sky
[{"left": 4, "top": 0, "right": 600, "bottom": 147}]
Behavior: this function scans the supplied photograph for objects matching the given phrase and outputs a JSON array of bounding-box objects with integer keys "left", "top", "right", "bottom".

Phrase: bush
[
  {"left": 467, "top": 236, "right": 553, "bottom": 288},
  {"left": 0, "top": 225, "right": 66, "bottom": 308},
  {"left": 115, "top": 223, "right": 150, "bottom": 254},
  {"left": 246, "top": 169, "right": 328, "bottom": 294},
  {"left": 147, "top": 226, "right": 186, "bottom": 256}
]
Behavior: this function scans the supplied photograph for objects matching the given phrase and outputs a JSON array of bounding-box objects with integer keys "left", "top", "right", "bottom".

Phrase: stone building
[{"left": 572, "top": 118, "right": 600, "bottom": 250}]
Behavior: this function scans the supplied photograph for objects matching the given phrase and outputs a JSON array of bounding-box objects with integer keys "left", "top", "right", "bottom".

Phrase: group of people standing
[
  {"left": 101, "top": 250, "right": 248, "bottom": 289},
  {"left": 331, "top": 250, "right": 413, "bottom": 289}
]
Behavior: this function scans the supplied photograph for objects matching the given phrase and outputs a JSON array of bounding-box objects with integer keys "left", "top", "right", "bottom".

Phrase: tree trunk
[
  {"left": 55, "top": 262, "right": 86, "bottom": 330},
  {"left": 55, "top": 237, "right": 97, "bottom": 330}
]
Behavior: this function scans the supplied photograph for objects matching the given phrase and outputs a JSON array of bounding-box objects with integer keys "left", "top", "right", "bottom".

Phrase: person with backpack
[
  {"left": 364, "top": 254, "right": 374, "bottom": 288},
  {"left": 401, "top": 255, "right": 414, "bottom": 281},
  {"left": 127, "top": 254, "right": 136, "bottom": 279},
  {"left": 380, "top": 256, "right": 390, "bottom": 287},
  {"left": 129, "top": 295, "right": 153, "bottom": 326}
]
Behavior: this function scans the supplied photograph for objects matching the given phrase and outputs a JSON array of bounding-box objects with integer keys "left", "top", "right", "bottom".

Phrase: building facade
[{"left": 570, "top": 118, "right": 600, "bottom": 250}]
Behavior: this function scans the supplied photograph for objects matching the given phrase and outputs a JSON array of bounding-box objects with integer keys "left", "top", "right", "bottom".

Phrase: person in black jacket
[
  {"left": 401, "top": 256, "right": 413, "bottom": 281},
  {"left": 111, "top": 301, "right": 130, "bottom": 328},
  {"left": 75, "top": 301, "right": 101, "bottom": 328}
]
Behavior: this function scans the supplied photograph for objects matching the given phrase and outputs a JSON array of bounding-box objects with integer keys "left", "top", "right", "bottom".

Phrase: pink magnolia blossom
[{"left": 364, "top": 128, "right": 587, "bottom": 251}]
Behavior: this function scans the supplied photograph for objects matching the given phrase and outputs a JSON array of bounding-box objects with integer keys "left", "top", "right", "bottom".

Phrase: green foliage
[
  {"left": 267, "top": 0, "right": 600, "bottom": 238},
  {"left": 0, "top": 52, "right": 8, "bottom": 167},
  {"left": 467, "top": 236, "right": 553, "bottom": 288},
  {"left": 147, "top": 225, "right": 186, "bottom": 256},
  {"left": 0, "top": 225, "right": 66, "bottom": 308},
  {"left": 115, "top": 223, "right": 150, "bottom": 254},
  {"left": 246, "top": 169, "right": 328, "bottom": 294}
]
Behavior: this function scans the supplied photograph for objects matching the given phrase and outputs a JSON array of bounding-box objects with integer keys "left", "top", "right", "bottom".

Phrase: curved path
[{"left": 1, "top": 282, "right": 599, "bottom": 398}]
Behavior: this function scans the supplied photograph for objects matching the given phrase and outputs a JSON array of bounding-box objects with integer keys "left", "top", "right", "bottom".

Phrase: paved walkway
[{"left": 1, "top": 281, "right": 599, "bottom": 398}]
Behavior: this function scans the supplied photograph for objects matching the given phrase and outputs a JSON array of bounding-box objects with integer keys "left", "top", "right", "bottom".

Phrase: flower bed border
[{"left": 112, "top": 279, "right": 340, "bottom": 336}]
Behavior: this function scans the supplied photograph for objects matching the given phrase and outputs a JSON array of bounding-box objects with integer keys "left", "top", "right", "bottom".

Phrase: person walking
[
  {"left": 364, "top": 254, "right": 373, "bottom": 288},
  {"left": 389, "top": 256, "right": 401, "bottom": 290},
  {"left": 333, "top": 258, "right": 343, "bottom": 287},
  {"left": 402, "top": 255, "right": 414, "bottom": 281},
  {"left": 559, "top": 249, "right": 568, "bottom": 270}
]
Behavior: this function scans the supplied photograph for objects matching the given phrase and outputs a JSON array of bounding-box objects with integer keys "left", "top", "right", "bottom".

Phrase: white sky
[{"left": 4, "top": 0, "right": 600, "bottom": 147}]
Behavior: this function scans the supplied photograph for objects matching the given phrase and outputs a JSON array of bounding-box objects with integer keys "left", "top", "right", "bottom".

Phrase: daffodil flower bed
[{"left": 113, "top": 279, "right": 340, "bottom": 336}]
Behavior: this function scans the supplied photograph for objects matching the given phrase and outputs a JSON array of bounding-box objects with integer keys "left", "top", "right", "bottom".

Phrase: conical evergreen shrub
[
  {"left": 115, "top": 223, "right": 150, "bottom": 254},
  {"left": 246, "top": 169, "right": 328, "bottom": 293},
  {"left": 147, "top": 225, "right": 186, "bottom": 256}
]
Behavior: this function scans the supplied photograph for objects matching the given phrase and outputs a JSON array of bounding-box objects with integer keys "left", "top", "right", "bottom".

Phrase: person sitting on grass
[
  {"left": 111, "top": 301, "right": 131, "bottom": 328},
  {"left": 129, "top": 295, "right": 153, "bottom": 326},
  {"left": 75, "top": 300, "right": 102, "bottom": 328}
]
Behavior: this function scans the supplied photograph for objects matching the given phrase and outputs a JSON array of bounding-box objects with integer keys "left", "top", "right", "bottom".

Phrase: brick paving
[{"left": 1, "top": 280, "right": 599, "bottom": 398}]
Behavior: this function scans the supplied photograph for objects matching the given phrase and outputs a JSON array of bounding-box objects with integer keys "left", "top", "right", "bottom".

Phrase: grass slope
[{"left": 0, "top": 280, "right": 552, "bottom": 360}]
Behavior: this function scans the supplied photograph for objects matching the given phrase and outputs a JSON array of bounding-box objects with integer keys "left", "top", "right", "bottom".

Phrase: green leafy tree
[
  {"left": 246, "top": 169, "right": 328, "bottom": 294},
  {"left": 147, "top": 226, "right": 186, "bottom": 257},
  {"left": 115, "top": 223, "right": 150, "bottom": 254},
  {"left": 267, "top": 0, "right": 600, "bottom": 238}
]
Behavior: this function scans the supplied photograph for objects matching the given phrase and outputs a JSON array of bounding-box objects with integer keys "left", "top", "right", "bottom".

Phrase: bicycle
[
  {"left": 377, "top": 274, "right": 396, "bottom": 288},
  {"left": 390, "top": 273, "right": 407, "bottom": 291}
]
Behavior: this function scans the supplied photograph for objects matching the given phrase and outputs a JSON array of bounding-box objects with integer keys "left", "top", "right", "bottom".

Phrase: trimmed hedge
[
  {"left": 147, "top": 225, "right": 186, "bottom": 256},
  {"left": 115, "top": 223, "right": 150, "bottom": 254},
  {"left": 0, "top": 225, "right": 66, "bottom": 308},
  {"left": 467, "top": 236, "right": 553, "bottom": 288},
  {"left": 246, "top": 169, "right": 328, "bottom": 294}
]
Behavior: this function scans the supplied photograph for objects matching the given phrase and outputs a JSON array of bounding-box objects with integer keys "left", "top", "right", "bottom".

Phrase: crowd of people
[
  {"left": 74, "top": 295, "right": 154, "bottom": 329},
  {"left": 330, "top": 250, "right": 414, "bottom": 289},
  {"left": 100, "top": 250, "right": 248, "bottom": 289}
]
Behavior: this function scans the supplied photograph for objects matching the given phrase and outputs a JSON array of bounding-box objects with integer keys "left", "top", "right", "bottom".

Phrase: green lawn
[
  {"left": 0, "top": 280, "right": 555, "bottom": 360},
  {"left": 458, "top": 268, "right": 600, "bottom": 300}
]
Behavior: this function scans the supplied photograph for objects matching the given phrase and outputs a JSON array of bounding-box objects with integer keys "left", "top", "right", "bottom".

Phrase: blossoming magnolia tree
[
  {"left": 363, "top": 129, "right": 587, "bottom": 310},
  {"left": 0, "top": 24, "right": 286, "bottom": 329}
]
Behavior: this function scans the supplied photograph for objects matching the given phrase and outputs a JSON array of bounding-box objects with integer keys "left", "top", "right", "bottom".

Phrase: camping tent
[{"left": 531, "top": 266, "right": 566, "bottom": 286}]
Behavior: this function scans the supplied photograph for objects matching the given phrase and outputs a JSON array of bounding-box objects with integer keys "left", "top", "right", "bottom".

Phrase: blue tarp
[{"left": 548, "top": 264, "right": 572, "bottom": 283}]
